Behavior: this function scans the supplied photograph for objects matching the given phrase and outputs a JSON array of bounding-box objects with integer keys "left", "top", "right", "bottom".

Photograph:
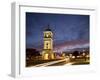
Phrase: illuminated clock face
[
  {"left": 45, "top": 33, "right": 50, "bottom": 38},
  {"left": 44, "top": 32, "right": 52, "bottom": 38}
]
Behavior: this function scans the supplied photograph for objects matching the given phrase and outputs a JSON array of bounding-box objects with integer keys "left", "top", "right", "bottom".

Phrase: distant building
[{"left": 42, "top": 25, "right": 55, "bottom": 60}]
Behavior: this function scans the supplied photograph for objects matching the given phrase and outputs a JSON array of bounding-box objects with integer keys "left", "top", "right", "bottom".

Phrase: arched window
[{"left": 46, "top": 43, "right": 48, "bottom": 49}]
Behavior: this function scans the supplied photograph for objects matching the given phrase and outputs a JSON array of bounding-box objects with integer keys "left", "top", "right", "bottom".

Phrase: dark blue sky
[{"left": 26, "top": 12, "right": 89, "bottom": 48}]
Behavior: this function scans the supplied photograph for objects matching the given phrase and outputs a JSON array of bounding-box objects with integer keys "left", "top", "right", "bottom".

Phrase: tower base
[{"left": 42, "top": 49, "right": 55, "bottom": 60}]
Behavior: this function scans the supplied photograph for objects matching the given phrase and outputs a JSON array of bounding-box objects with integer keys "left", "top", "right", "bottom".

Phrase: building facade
[{"left": 42, "top": 26, "right": 55, "bottom": 60}]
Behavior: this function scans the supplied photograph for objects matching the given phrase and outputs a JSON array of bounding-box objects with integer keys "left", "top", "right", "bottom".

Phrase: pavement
[{"left": 34, "top": 58, "right": 70, "bottom": 67}]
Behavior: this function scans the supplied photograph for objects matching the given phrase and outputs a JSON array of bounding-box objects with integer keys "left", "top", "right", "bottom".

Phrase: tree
[
  {"left": 72, "top": 51, "right": 79, "bottom": 58},
  {"left": 26, "top": 48, "right": 40, "bottom": 60}
]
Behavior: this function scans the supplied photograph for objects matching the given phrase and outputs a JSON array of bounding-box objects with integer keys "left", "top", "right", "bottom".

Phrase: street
[{"left": 34, "top": 58, "right": 70, "bottom": 67}]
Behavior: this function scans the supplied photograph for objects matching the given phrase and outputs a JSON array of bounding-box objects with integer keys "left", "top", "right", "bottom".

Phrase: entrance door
[{"left": 44, "top": 53, "right": 49, "bottom": 60}]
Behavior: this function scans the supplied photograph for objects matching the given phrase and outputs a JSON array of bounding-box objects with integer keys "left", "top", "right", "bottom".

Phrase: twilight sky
[{"left": 26, "top": 12, "right": 89, "bottom": 49}]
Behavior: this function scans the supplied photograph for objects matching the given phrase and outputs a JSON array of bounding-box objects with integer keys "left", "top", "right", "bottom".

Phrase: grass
[
  {"left": 71, "top": 58, "right": 90, "bottom": 65},
  {"left": 72, "top": 61, "right": 90, "bottom": 65}
]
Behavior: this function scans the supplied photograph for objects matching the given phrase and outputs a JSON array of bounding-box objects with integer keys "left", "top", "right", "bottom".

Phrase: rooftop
[{"left": 44, "top": 24, "right": 52, "bottom": 31}]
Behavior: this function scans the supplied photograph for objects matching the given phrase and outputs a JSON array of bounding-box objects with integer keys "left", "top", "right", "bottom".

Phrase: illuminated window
[
  {"left": 46, "top": 43, "right": 48, "bottom": 49},
  {"left": 45, "top": 54, "right": 49, "bottom": 60}
]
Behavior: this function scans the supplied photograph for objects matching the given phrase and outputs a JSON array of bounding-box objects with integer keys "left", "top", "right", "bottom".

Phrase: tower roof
[{"left": 44, "top": 24, "right": 52, "bottom": 31}]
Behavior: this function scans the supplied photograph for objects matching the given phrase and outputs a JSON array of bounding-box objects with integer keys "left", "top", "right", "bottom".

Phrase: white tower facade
[{"left": 42, "top": 25, "right": 55, "bottom": 60}]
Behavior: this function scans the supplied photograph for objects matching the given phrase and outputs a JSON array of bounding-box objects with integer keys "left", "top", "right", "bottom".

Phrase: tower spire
[{"left": 45, "top": 24, "right": 52, "bottom": 31}]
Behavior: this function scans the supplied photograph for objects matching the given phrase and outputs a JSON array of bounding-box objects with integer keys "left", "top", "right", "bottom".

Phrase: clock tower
[{"left": 42, "top": 25, "right": 55, "bottom": 60}]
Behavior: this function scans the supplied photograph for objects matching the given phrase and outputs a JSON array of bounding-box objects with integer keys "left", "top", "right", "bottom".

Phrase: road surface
[{"left": 34, "top": 58, "right": 70, "bottom": 67}]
